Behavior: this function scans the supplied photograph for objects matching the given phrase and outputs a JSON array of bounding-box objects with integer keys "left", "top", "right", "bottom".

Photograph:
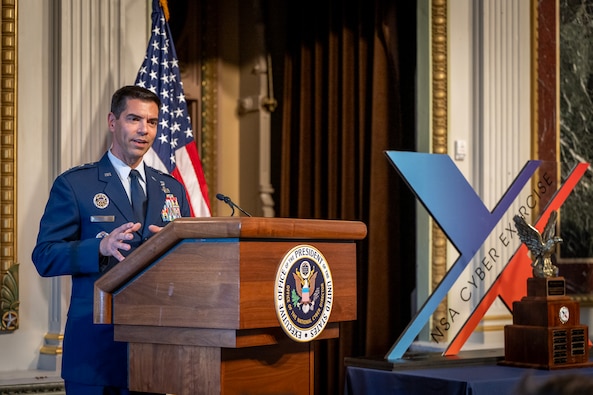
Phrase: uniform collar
[{"left": 107, "top": 149, "right": 147, "bottom": 183}]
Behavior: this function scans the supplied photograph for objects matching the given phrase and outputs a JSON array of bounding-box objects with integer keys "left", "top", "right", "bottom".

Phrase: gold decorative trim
[
  {"left": 0, "top": 383, "right": 65, "bottom": 393},
  {"left": 482, "top": 314, "right": 513, "bottom": 321},
  {"left": 476, "top": 324, "right": 509, "bottom": 333},
  {"left": 40, "top": 345, "right": 63, "bottom": 355},
  {"left": 431, "top": 0, "right": 448, "bottom": 340},
  {"left": 0, "top": 0, "right": 18, "bottom": 334},
  {"left": 43, "top": 332, "right": 64, "bottom": 341},
  {"left": 200, "top": 0, "right": 218, "bottom": 215}
]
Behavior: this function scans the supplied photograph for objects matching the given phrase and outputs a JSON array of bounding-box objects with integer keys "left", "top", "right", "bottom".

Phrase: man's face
[{"left": 108, "top": 98, "right": 159, "bottom": 167}]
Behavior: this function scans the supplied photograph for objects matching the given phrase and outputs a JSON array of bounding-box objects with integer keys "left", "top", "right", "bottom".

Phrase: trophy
[{"left": 501, "top": 211, "right": 592, "bottom": 369}]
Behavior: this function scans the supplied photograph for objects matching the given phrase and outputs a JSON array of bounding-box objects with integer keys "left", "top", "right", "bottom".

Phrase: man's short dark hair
[{"left": 110, "top": 85, "right": 161, "bottom": 118}]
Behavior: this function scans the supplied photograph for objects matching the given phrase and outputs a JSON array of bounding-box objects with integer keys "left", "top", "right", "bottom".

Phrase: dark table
[{"left": 345, "top": 349, "right": 593, "bottom": 395}]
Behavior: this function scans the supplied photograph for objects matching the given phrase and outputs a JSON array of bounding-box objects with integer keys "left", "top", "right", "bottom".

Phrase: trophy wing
[
  {"left": 513, "top": 215, "right": 544, "bottom": 256},
  {"left": 541, "top": 210, "right": 558, "bottom": 243}
]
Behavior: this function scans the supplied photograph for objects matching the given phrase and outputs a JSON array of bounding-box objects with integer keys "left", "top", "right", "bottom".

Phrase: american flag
[{"left": 135, "top": 0, "right": 211, "bottom": 217}]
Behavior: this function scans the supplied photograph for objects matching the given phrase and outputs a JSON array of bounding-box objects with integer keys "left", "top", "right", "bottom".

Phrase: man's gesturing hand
[{"left": 99, "top": 222, "right": 141, "bottom": 262}]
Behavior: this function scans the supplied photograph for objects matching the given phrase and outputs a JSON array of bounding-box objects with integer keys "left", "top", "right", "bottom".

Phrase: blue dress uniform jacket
[{"left": 32, "top": 152, "right": 191, "bottom": 388}]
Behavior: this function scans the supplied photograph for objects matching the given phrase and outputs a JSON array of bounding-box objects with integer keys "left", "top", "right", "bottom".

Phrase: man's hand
[
  {"left": 148, "top": 224, "right": 163, "bottom": 234},
  {"left": 99, "top": 222, "right": 141, "bottom": 262}
]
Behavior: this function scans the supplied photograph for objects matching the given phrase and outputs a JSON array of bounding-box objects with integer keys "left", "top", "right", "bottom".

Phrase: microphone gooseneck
[{"left": 216, "top": 193, "right": 252, "bottom": 217}]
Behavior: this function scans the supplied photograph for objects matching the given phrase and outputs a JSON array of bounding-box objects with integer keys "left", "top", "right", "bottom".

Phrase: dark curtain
[{"left": 265, "top": 0, "right": 417, "bottom": 393}]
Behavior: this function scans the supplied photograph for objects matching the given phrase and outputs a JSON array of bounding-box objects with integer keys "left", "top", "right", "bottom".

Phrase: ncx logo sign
[{"left": 384, "top": 151, "right": 587, "bottom": 360}]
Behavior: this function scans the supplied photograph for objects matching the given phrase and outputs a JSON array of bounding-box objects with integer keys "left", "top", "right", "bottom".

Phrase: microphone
[{"left": 216, "top": 193, "right": 252, "bottom": 217}]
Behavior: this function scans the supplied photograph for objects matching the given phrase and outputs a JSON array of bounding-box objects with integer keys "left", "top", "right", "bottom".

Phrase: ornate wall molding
[
  {"left": 0, "top": 0, "right": 18, "bottom": 334},
  {"left": 431, "top": 0, "right": 448, "bottom": 340}
]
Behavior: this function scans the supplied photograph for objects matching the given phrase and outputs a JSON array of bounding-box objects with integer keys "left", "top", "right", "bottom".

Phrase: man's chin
[{"left": 134, "top": 145, "right": 151, "bottom": 155}]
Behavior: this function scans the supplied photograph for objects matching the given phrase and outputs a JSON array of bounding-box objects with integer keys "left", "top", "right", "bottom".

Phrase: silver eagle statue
[{"left": 513, "top": 211, "right": 562, "bottom": 278}]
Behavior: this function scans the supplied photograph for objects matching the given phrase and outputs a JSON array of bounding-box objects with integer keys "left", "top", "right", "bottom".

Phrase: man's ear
[{"left": 107, "top": 112, "right": 116, "bottom": 131}]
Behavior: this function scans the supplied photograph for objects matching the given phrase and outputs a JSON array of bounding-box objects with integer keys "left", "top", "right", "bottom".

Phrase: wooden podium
[{"left": 94, "top": 217, "right": 367, "bottom": 395}]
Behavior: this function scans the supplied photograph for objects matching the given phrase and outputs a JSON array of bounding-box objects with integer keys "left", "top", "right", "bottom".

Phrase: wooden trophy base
[{"left": 500, "top": 277, "right": 593, "bottom": 369}]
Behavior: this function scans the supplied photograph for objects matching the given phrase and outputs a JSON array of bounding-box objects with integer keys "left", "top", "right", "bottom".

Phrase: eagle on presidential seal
[{"left": 292, "top": 260, "right": 320, "bottom": 314}]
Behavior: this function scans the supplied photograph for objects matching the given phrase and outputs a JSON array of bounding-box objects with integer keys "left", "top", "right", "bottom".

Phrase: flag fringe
[{"left": 159, "top": 0, "right": 170, "bottom": 21}]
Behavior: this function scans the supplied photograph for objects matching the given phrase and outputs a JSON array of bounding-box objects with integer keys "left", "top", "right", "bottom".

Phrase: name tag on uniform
[{"left": 90, "top": 215, "right": 115, "bottom": 223}]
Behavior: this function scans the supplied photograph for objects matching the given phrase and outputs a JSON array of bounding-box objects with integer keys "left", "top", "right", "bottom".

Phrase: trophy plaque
[{"left": 501, "top": 212, "right": 592, "bottom": 369}]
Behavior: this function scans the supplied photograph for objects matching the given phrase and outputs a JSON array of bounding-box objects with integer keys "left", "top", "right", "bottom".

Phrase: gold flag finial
[{"left": 159, "top": 0, "right": 170, "bottom": 21}]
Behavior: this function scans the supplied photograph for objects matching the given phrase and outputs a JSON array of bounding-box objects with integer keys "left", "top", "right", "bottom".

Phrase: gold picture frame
[
  {"left": 0, "top": 0, "right": 18, "bottom": 333},
  {"left": 430, "top": 0, "right": 449, "bottom": 339}
]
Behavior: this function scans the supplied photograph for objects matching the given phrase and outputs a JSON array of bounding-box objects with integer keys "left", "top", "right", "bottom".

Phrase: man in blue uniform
[{"left": 32, "top": 85, "right": 191, "bottom": 395}]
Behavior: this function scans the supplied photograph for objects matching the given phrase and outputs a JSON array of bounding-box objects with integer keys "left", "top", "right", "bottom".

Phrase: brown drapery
[
  {"left": 170, "top": 0, "right": 417, "bottom": 392},
  {"left": 267, "top": 0, "right": 417, "bottom": 393}
]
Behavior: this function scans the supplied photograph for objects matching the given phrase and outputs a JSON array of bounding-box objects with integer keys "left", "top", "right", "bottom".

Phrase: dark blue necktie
[{"left": 129, "top": 169, "right": 147, "bottom": 224}]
